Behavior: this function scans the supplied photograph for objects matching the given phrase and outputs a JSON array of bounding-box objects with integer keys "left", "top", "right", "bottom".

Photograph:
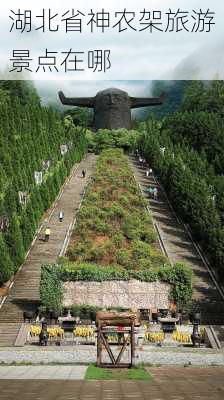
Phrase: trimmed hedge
[{"left": 40, "top": 264, "right": 63, "bottom": 312}]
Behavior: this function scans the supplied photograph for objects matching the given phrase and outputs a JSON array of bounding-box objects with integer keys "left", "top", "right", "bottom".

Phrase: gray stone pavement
[
  {"left": 0, "top": 367, "right": 224, "bottom": 400},
  {"left": 0, "top": 346, "right": 223, "bottom": 366},
  {"left": 0, "top": 365, "right": 87, "bottom": 380}
]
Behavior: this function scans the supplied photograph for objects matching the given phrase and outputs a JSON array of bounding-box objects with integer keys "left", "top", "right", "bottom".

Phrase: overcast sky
[
  {"left": 1, "top": 0, "right": 223, "bottom": 82},
  {"left": 35, "top": 80, "right": 154, "bottom": 106}
]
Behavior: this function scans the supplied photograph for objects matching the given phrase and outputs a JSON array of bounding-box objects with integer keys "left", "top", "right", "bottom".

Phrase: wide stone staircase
[
  {"left": 130, "top": 156, "right": 224, "bottom": 329},
  {"left": 213, "top": 326, "right": 224, "bottom": 348},
  {"left": 0, "top": 264, "right": 41, "bottom": 346},
  {"left": 0, "top": 154, "right": 97, "bottom": 346}
]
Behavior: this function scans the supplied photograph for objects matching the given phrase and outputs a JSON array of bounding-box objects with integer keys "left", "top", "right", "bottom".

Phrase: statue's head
[
  {"left": 95, "top": 88, "right": 130, "bottom": 110},
  {"left": 58, "top": 87, "right": 164, "bottom": 131},
  {"left": 94, "top": 88, "right": 131, "bottom": 129}
]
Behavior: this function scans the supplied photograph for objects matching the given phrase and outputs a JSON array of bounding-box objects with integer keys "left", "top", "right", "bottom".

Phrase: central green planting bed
[
  {"left": 67, "top": 148, "right": 165, "bottom": 269},
  {"left": 40, "top": 148, "right": 193, "bottom": 311}
]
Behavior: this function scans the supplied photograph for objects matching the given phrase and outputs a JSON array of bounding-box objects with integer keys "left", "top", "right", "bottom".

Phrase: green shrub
[
  {"left": 67, "top": 242, "right": 91, "bottom": 261},
  {"left": 118, "top": 194, "right": 130, "bottom": 207},
  {"left": 140, "top": 228, "right": 157, "bottom": 243},
  {"left": 40, "top": 264, "right": 63, "bottom": 311},
  {"left": 132, "top": 240, "right": 152, "bottom": 261},
  {"left": 137, "top": 259, "right": 154, "bottom": 270},
  {"left": 88, "top": 245, "right": 107, "bottom": 262},
  {"left": 94, "top": 220, "right": 110, "bottom": 235},
  {"left": 116, "top": 249, "right": 131, "bottom": 267},
  {"left": 106, "top": 203, "right": 126, "bottom": 219},
  {"left": 59, "top": 262, "right": 130, "bottom": 281},
  {"left": 112, "top": 232, "right": 125, "bottom": 248},
  {"left": 158, "top": 263, "right": 193, "bottom": 310},
  {"left": 71, "top": 304, "right": 101, "bottom": 315}
]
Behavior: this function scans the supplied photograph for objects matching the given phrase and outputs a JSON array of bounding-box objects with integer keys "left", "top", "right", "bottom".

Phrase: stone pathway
[
  {"left": 0, "top": 346, "right": 224, "bottom": 366},
  {"left": 0, "top": 367, "right": 224, "bottom": 399},
  {"left": 0, "top": 154, "right": 97, "bottom": 346},
  {"left": 130, "top": 156, "right": 224, "bottom": 325},
  {"left": 0, "top": 365, "right": 87, "bottom": 380}
]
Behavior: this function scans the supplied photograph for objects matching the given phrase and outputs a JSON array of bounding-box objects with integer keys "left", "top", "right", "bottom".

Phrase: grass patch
[{"left": 85, "top": 364, "right": 151, "bottom": 380}]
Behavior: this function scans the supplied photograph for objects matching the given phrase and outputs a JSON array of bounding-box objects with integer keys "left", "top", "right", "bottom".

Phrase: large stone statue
[{"left": 59, "top": 88, "right": 164, "bottom": 130}]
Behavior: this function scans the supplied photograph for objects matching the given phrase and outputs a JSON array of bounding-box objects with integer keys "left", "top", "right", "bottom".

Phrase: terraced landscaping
[
  {"left": 67, "top": 148, "right": 165, "bottom": 270},
  {"left": 41, "top": 149, "right": 192, "bottom": 312}
]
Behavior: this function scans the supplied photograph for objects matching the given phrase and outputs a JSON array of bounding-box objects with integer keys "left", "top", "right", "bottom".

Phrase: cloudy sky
[
  {"left": 1, "top": 0, "right": 223, "bottom": 82},
  {"left": 36, "top": 80, "right": 153, "bottom": 105}
]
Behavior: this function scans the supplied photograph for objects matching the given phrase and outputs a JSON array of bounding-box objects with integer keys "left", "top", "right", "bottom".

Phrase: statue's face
[
  {"left": 96, "top": 91, "right": 129, "bottom": 111},
  {"left": 94, "top": 89, "right": 132, "bottom": 129}
]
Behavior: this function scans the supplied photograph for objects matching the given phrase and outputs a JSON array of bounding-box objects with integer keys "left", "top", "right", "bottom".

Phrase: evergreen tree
[
  {"left": 0, "top": 80, "right": 87, "bottom": 284},
  {"left": 5, "top": 213, "right": 25, "bottom": 269},
  {"left": 20, "top": 210, "right": 35, "bottom": 251},
  {"left": 0, "top": 234, "right": 14, "bottom": 285}
]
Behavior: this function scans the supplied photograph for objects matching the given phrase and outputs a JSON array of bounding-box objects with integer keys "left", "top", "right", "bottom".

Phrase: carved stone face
[
  {"left": 94, "top": 88, "right": 131, "bottom": 130},
  {"left": 59, "top": 87, "right": 164, "bottom": 131},
  {"left": 96, "top": 89, "right": 130, "bottom": 110}
]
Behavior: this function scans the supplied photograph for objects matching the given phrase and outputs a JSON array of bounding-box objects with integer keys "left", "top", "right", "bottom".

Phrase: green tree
[
  {"left": 5, "top": 213, "right": 25, "bottom": 269},
  {"left": 0, "top": 233, "right": 14, "bottom": 285}
]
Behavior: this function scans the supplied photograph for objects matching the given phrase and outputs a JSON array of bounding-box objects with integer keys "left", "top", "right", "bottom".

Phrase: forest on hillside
[
  {"left": 0, "top": 81, "right": 86, "bottom": 285},
  {"left": 1, "top": 78, "right": 224, "bottom": 290}
]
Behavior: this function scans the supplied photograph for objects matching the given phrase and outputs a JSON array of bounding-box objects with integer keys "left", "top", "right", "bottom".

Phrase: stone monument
[{"left": 59, "top": 88, "right": 164, "bottom": 130}]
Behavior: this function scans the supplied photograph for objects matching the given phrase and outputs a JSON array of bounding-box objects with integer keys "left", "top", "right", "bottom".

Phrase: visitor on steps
[
  {"left": 59, "top": 211, "right": 64, "bottom": 222},
  {"left": 153, "top": 187, "right": 158, "bottom": 200},
  {"left": 146, "top": 187, "right": 153, "bottom": 197},
  {"left": 146, "top": 168, "right": 150, "bottom": 177},
  {"left": 82, "top": 169, "right": 86, "bottom": 178},
  {"left": 44, "top": 227, "right": 51, "bottom": 242},
  {"left": 146, "top": 168, "right": 152, "bottom": 177}
]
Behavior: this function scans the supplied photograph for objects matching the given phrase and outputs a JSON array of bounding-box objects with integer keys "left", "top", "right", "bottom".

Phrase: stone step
[
  {"left": 212, "top": 325, "right": 224, "bottom": 348},
  {"left": 0, "top": 323, "right": 21, "bottom": 346},
  {"left": 130, "top": 156, "right": 224, "bottom": 327},
  {"left": 0, "top": 155, "right": 97, "bottom": 346}
]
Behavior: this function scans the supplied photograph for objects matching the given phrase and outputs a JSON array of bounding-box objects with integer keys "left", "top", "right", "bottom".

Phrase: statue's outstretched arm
[
  {"left": 130, "top": 92, "right": 165, "bottom": 109},
  {"left": 58, "top": 91, "right": 95, "bottom": 108}
]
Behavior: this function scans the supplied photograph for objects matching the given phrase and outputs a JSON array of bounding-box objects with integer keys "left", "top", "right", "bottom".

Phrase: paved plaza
[
  {"left": 0, "top": 365, "right": 87, "bottom": 380},
  {"left": 0, "top": 366, "right": 223, "bottom": 399}
]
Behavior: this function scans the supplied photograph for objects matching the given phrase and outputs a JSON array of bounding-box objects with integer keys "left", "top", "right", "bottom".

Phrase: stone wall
[{"left": 63, "top": 279, "right": 171, "bottom": 309}]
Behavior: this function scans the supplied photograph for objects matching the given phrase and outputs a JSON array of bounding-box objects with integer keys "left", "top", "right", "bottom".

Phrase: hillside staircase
[
  {"left": 130, "top": 156, "right": 224, "bottom": 333},
  {"left": 0, "top": 154, "right": 97, "bottom": 346}
]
